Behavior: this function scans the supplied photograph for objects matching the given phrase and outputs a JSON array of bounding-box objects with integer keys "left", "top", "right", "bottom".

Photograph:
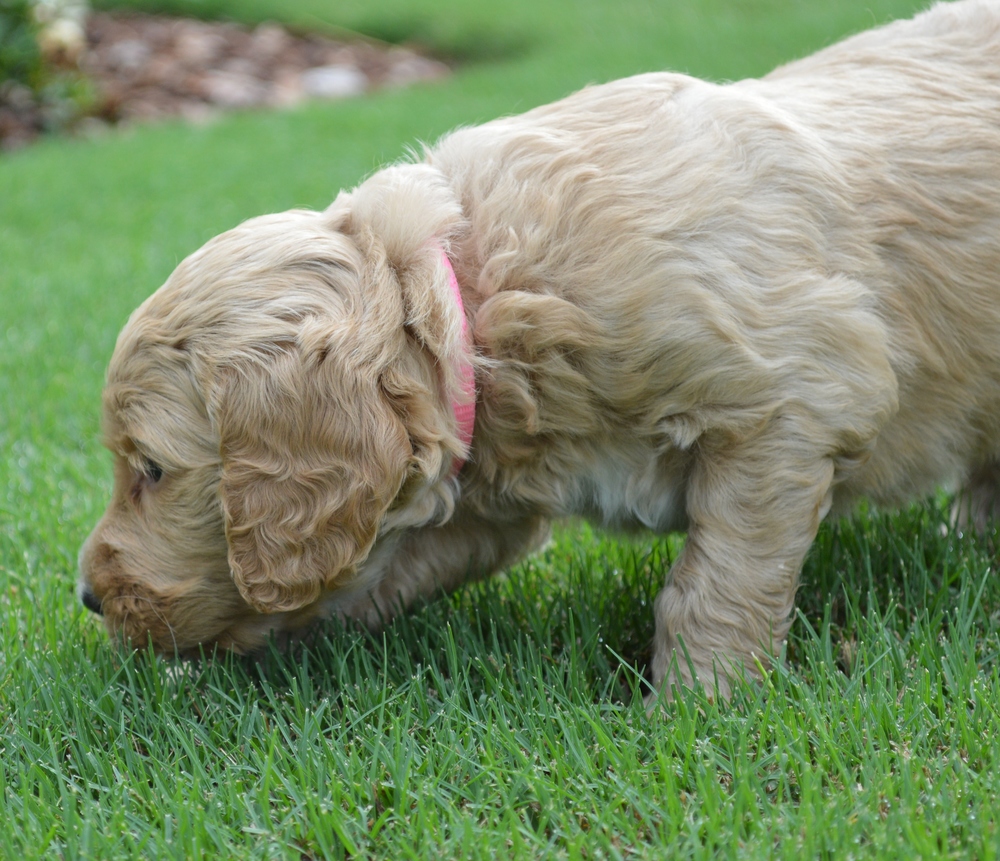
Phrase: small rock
[
  {"left": 267, "top": 68, "right": 306, "bottom": 108},
  {"left": 250, "top": 23, "right": 291, "bottom": 60},
  {"left": 105, "top": 38, "right": 152, "bottom": 72},
  {"left": 139, "top": 55, "right": 181, "bottom": 88},
  {"left": 221, "top": 57, "right": 261, "bottom": 79},
  {"left": 174, "top": 28, "right": 226, "bottom": 67},
  {"left": 0, "top": 82, "right": 37, "bottom": 112},
  {"left": 300, "top": 65, "right": 367, "bottom": 99},
  {"left": 201, "top": 70, "right": 269, "bottom": 108}
]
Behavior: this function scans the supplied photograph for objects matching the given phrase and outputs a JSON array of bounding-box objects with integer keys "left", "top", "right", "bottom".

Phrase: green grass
[{"left": 3, "top": 0, "right": 999, "bottom": 857}]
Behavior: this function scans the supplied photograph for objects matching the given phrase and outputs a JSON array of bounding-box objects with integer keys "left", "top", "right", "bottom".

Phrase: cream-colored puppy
[{"left": 79, "top": 0, "right": 1000, "bottom": 699}]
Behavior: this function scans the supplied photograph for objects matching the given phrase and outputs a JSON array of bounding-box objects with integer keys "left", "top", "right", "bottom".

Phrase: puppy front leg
[
  {"left": 335, "top": 510, "right": 550, "bottom": 630},
  {"left": 651, "top": 415, "right": 836, "bottom": 702}
]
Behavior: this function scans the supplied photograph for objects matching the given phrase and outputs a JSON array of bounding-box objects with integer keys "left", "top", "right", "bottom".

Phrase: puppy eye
[{"left": 144, "top": 458, "right": 164, "bottom": 483}]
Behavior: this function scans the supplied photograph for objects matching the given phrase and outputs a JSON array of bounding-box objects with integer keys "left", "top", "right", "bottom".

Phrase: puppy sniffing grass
[{"left": 79, "top": 0, "right": 1000, "bottom": 701}]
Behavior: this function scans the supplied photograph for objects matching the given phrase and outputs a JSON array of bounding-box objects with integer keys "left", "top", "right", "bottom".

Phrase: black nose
[{"left": 81, "top": 589, "right": 104, "bottom": 616}]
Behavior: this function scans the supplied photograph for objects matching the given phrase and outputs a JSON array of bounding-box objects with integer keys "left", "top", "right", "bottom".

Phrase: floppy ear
[{"left": 212, "top": 344, "right": 412, "bottom": 614}]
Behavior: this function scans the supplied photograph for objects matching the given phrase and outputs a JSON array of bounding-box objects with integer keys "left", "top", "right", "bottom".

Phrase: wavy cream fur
[{"left": 80, "top": 0, "right": 1000, "bottom": 699}]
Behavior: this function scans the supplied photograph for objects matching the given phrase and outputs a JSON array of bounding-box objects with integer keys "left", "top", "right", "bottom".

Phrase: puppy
[{"left": 79, "top": 0, "right": 1000, "bottom": 700}]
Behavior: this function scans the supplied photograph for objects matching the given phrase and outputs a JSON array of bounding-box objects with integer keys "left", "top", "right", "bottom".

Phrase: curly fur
[{"left": 80, "top": 0, "right": 1000, "bottom": 699}]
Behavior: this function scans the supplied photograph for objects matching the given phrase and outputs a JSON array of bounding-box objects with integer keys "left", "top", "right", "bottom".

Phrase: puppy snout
[
  {"left": 81, "top": 589, "right": 103, "bottom": 616},
  {"left": 77, "top": 533, "right": 120, "bottom": 620}
]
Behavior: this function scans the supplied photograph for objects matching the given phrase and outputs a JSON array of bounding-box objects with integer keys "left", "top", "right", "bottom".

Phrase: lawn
[{"left": 3, "top": 0, "right": 999, "bottom": 857}]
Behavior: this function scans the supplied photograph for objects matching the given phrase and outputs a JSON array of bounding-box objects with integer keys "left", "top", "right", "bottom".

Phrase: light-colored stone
[
  {"left": 105, "top": 38, "right": 151, "bottom": 72},
  {"left": 300, "top": 65, "right": 367, "bottom": 99},
  {"left": 174, "top": 28, "right": 226, "bottom": 67},
  {"left": 201, "top": 70, "right": 268, "bottom": 108}
]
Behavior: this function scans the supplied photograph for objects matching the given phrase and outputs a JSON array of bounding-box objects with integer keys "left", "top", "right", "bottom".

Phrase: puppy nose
[{"left": 81, "top": 589, "right": 104, "bottom": 616}]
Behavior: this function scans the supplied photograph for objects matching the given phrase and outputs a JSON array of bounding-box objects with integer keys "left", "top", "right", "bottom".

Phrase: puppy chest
[{"left": 569, "top": 447, "right": 690, "bottom": 533}]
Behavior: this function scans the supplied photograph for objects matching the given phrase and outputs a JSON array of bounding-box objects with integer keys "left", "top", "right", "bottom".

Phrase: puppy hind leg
[
  {"left": 951, "top": 461, "right": 1000, "bottom": 538},
  {"left": 649, "top": 417, "right": 836, "bottom": 705}
]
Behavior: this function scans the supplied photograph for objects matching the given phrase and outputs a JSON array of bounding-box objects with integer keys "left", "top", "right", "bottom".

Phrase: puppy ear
[
  {"left": 213, "top": 345, "right": 411, "bottom": 614},
  {"left": 338, "top": 163, "right": 464, "bottom": 266}
]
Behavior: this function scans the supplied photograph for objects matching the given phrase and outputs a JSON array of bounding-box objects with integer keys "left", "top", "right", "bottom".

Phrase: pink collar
[{"left": 440, "top": 248, "right": 476, "bottom": 474}]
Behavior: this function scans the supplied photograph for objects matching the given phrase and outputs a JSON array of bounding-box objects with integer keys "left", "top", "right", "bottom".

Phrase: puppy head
[{"left": 79, "top": 166, "right": 469, "bottom": 653}]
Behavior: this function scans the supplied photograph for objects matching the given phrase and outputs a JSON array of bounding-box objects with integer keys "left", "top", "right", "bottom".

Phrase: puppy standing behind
[{"left": 79, "top": 0, "right": 1000, "bottom": 700}]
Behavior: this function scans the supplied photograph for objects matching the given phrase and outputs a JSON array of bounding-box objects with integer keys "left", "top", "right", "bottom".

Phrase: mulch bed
[{"left": 0, "top": 11, "right": 449, "bottom": 150}]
